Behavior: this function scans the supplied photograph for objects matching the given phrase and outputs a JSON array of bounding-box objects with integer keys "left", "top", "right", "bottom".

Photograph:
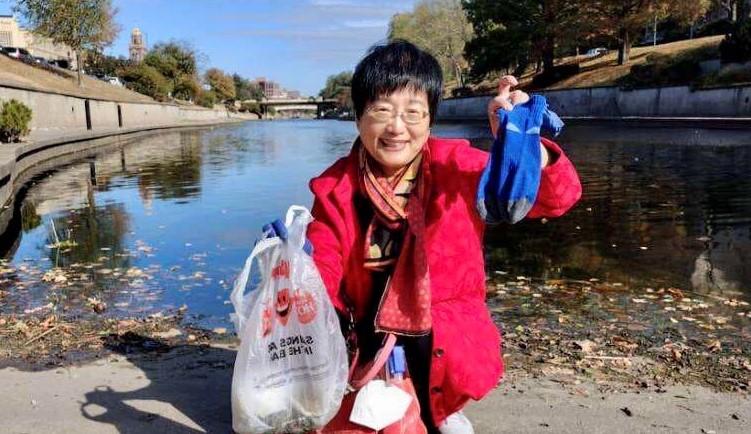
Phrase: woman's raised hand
[
  {"left": 488, "top": 75, "right": 530, "bottom": 113},
  {"left": 487, "top": 75, "right": 529, "bottom": 137}
]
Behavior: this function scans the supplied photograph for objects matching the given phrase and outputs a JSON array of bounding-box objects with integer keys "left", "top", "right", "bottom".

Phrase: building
[
  {"left": 0, "top": 15, "right": 76, "bottom": 68},
  {"left": 0, "top": 14, "right": 22, "bottom": 47},
  {"left": 255, "top": 77, "right": 283, "bottom": 99},
  {"left": 129, "top": 28, "right": 147, "bottom": 63}
]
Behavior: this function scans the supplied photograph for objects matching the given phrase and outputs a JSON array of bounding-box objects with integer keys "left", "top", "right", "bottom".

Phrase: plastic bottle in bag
[{"left": 230, "top": 206, "right": 348, "bottom": 433}]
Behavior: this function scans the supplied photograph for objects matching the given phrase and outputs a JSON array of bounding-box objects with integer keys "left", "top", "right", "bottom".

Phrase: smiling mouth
[
  {"left": 379, "top": 139, "right": 409, "bottom": 151},
  {"left": 277, "top": 305, "right": 289, "bottom": 317}
]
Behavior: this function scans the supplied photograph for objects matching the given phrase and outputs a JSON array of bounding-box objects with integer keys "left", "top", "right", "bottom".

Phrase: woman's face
[{"left": 356, "top": 88, "right": 431, "bottom": 177}]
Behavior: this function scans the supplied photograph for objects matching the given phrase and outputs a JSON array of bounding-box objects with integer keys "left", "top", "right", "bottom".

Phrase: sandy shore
[{"left": 0, "top": 343, "right": 748, "bottom": 434}]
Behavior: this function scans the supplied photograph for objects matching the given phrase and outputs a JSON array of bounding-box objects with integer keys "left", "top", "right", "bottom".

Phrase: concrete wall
[
  {"left": 0, "top": 83, "right": 245, "bottom": 221},
  {"left": 0, "top": 83, "right": 231, "bottom": 138},
  {"left": 0, "top": 85, "right": 88, "bottom": 136},
  {"left": 438, "top": 84, "right": 751, "bottom": 120}
]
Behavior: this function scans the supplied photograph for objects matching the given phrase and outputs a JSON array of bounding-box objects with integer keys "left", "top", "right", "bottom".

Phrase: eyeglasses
[{"left": 365, "top": 106, "right": 429, "bottom": 125}]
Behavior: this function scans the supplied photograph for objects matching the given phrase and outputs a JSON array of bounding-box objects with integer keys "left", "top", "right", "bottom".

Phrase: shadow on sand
[{"left": 79, "top": 334, "right": 237, "bottom": 433}]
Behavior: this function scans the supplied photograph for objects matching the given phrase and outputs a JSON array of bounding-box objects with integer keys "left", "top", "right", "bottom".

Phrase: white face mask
[{"left": 349, "top": 379, "right": 413, "bottom": 430}]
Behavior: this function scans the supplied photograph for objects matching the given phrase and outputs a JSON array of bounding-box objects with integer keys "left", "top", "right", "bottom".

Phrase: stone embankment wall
[
  {"left": 0, "top": 83, "right": 243, "bottom": 215},
  {"left": 438, "top": 84, "right": 751, "bottom": 121},
  {"left": 0, "top": 83, "right": 232, "bottom": 137}
]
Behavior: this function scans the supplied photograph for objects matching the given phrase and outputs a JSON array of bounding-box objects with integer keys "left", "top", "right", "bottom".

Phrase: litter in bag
[{"left": 231, "top": 205, "right": 348, "bottom": 433}]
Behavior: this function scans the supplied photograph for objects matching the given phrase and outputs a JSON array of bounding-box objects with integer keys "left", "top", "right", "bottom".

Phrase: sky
[{"left": 1, "top": 0, "right": 416, "bottom": 96}]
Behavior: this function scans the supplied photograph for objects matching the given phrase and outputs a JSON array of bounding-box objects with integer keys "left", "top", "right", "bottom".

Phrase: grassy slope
[
  {"left": 0, "top": 55, "right": 154, "bottom": 103},
  {"left": 470, "top": 35, "right": 725, "bottom": 93}
]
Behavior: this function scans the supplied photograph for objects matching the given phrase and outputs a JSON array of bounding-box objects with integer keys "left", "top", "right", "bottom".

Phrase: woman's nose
[{"left": 385, "top": 113, "right": 407, "bottom": 133}]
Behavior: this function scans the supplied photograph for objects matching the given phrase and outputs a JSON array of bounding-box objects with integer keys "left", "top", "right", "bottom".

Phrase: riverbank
[
  {"left": 438, "top": 83, "right": 751, "bottom": 125},
  {"left": 0, "top": 328, "right": 748, "bottom": 433},
  {"left": 1, "top": 271, "right": 749, "bottom": 432},
  {"left": 0, "top": 55, "right": 154, "bottom": 104},
  {"left": 0, "top": 356, "right": 748, "bottom": 434}
]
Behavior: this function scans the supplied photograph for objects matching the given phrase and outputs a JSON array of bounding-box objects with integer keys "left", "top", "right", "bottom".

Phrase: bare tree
[
  {"left": 14, "top": 0, "right": 120, "bottom": 86},
  {"left": 587, "top": 0, "right": 712, "bottom": 65},
  {"left": 389, "top": 0, "right": 474, "bottom": 87}
]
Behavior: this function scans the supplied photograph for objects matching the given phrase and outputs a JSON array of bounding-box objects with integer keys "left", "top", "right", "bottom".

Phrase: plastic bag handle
[
  {"left": 230, "top": 236, "right": 280, "bottom": 330},
  {"left": 284, "top": 205, "right": 313, "bottom": 252},
  {"left": 285, "top": 205, "right": 312, "bottom": 227}
]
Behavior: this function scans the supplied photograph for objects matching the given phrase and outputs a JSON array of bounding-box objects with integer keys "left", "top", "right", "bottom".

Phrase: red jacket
[{"left": 307, "top": 136, "right": 581, "bottom": 426}]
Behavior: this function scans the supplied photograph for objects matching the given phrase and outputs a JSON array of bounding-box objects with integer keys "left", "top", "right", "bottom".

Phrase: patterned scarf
[{"left": 358, "top": 141, "right": 432, "bottom": 335}]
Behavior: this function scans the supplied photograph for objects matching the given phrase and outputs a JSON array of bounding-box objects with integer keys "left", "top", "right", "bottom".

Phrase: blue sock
[{"left": 477, "top": 95, "right": 551, "bottom": 224}]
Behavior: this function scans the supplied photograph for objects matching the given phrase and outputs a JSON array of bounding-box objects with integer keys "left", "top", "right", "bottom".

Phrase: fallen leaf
[
  {"left": 706, "top": 340, "right": 722, "bottom": 352},
  {"left": 574, "top": 340, "right": 597, "bottom": 354},
  {"left": 153, "top": 328, "right": 182, "bottom": 339},
  {"left": 666, "top": 287, "right": 684, "bottom": 299},
  {"left": 612, "top": 336, "right": 638, "bottom": 353}
]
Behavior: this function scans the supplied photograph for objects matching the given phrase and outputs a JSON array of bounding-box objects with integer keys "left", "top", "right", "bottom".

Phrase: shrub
[
  {"left": 0, "top": 99, "right": 33, "bottom": 143},
  {"left": 450, "top": 86, "right": 473, "bottom": 98},
  {"left": 173, "top": 75, "right": 201, "bottom": 101},
  {"left": 697, "top": 19, "right": 733, "bottom": 38},
  {"left": 119, "top": 64, "right": 171, "bottom": 101},
  {"left": 701, "top": 63, "right": 751, "bottom": 87},
  {"left": 195, "top": 90, "right": 217, "bottom": 108},
  {"left": 239, "top": 101, "right": 260, "bottom": 114},
  {"left": 618, "top": 46, "right": 716, "bottom": 89},
  {"left": 720, "top": 21, "right": 751, "bottom": 64},
  {"left": 625, "top": 57, "right": 701, "bottom": 88}
]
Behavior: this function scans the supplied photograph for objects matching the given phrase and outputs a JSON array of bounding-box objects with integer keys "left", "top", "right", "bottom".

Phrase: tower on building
[{"left": 129, "top": 28, "right": 147, "bottom": 63}]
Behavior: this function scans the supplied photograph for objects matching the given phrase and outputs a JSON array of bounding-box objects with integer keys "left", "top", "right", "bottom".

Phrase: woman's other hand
[{"left": 487, "top": 75, "right": 529, "bottom": 138}]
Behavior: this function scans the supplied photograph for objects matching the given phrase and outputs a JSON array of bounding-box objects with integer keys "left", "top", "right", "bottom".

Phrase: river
[{"left": 1, "top": 120, "right": 749, "bottom": 329}]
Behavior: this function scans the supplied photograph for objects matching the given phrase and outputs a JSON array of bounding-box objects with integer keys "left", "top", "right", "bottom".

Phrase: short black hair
[{"left": 352, "top": 40, "right": 443, "bottom": 125}]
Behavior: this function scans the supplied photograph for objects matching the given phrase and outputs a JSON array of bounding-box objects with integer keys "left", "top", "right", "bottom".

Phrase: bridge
[{"left": 257, "top": 98, "right": 339, "bottom": 118}]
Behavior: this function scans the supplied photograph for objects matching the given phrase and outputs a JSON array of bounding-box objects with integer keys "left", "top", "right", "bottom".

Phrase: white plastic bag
[{"left": 230, "top": 205, "right": 348, "bottom": 434}]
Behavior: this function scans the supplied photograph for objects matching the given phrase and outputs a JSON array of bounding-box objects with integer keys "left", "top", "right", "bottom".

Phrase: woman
[{"left": 307, "top": 41, "right": 581, "bottom": 433}]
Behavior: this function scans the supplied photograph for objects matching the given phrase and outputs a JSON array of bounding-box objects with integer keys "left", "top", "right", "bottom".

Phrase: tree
[
  {"left": 716, "top": 0, "right": 751, "bottom": 22},
  {"left": 584, "top": 0, "right": 713, "bottom": 65},
  {"left": 389, "top": 0, "right": 474, "bottom": 87},
  {"left": 144, "top": 41, "right": 198, "bottom": 85},
  {"left": 319, "top": 71, "right": 352, "bottom": 110},
  {"left": 195, "top": 90, "right": 217, "bottom": 108},
  {"left": 141, "top": 41, "right": 204, "bottom": 101},
  {"left": 173, "top": 75, "right": 201, "bottom": 101},
  {"left": 84, "top": 50, "right": 130, "bottom": 77},
  {"left": 233, "top": 74, "right": 264, "bottom": 101},
  {"left": 204, "top": 68, "right": 236, "bottom": 101},
  {"left": 319, "top": 71, "right": 352, "bottom": 99},
  {"left": 463, "top": 0, "right": 582, "bottom": 81},
  {"left": 119, "top": 64, "right": 171, "bottom": 101},
  {"left": 14, "top": 0, "right": 120, "bottom": 86}
]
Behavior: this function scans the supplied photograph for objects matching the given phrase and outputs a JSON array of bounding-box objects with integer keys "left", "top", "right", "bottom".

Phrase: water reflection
[
  {"left": 480, "top": 126, "right": 751, "bottom": 297},
  {"left": 0, "top": 120, "right": 749, "bottom": 328}
]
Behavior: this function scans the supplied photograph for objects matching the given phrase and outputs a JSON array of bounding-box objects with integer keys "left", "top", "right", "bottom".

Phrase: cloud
[
  {"left": 206, "top": 0, "right": 413, "bottom": 93},
  {"left": 343, "top": 19, "right": 389, "bottom": 29},
  {"left": 216, "top": 27, "right": 385, "bottom": 42}
]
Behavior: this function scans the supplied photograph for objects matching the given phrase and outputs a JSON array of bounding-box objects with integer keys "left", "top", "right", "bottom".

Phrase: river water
[{"left": 1, "top": 120, "right": 750, "bottom": 329}]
